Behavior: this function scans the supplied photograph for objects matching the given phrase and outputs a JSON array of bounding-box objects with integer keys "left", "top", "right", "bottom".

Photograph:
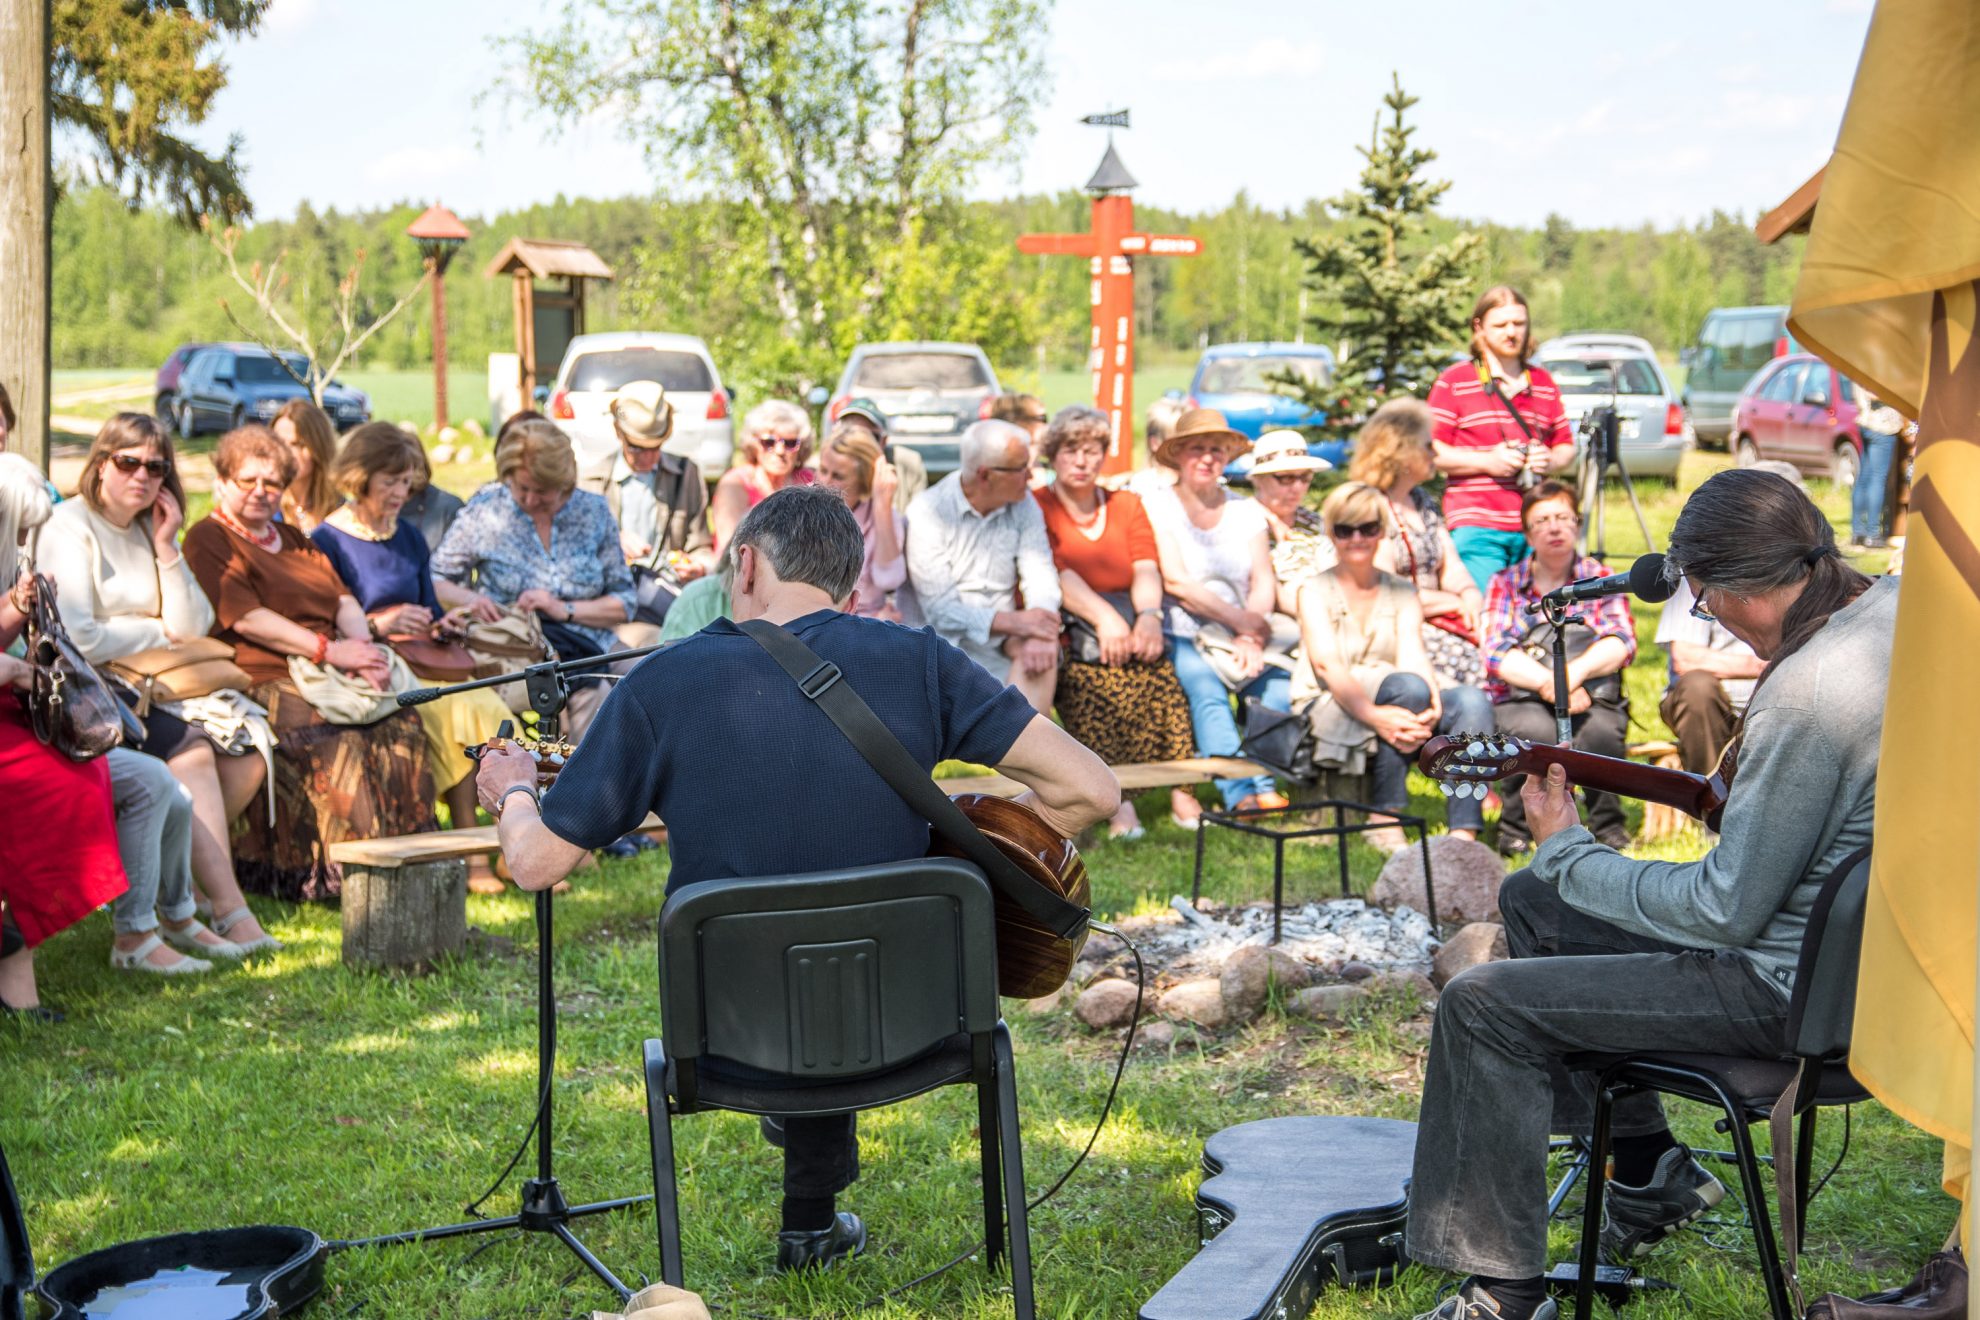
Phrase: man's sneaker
[
  {"left": 1413, "top": 1280, "right": 1558, "bottom": 1320},
  {"left": 775, "top": 1211, "right": 866, "bottom": 1273},
  {"left": 1599, "top": 1145, "right": 1726, "bottom": 1261}
]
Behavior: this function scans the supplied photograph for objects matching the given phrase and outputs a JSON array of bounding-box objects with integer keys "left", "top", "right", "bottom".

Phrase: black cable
[
  {"left": 710, "top": 921, "right": 1147, "bottom": 1319},
  {"left": 1806, "top": 1104, "right": 1851, "bottom": 1207},
  {"left": 461, "top": 1030, "right": 557, "bottom": 1220}
]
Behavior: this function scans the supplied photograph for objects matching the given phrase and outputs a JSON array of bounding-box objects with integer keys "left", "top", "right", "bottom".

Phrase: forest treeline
[{"left": 53, "top": 186, "right": 1804, "bottom": 391}]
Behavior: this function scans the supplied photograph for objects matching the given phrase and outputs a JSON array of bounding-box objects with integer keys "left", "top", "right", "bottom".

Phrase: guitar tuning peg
[
  {"left": 1465, "top": 739, "right": 1486, "bottom": 759},
  {"left": 1439, "top": 782, "right": 1454, "bottom": 797}
]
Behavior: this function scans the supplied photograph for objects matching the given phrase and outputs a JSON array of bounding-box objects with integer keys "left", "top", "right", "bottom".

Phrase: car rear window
[
  {"left": 235, "top": 354, "right": 308, "bottom": 384},
  {"left": 853, "top": 353, "right": 990, "bottom": 391},
  {"left": 1198, "top": 355, "right": 1331, "bottom": 394},
  {"left": 1538, "top": 358, "right": 1663, "bottom": 395},
  {"left": 568, "top": 349, "right": 714, "bottom": 394}
]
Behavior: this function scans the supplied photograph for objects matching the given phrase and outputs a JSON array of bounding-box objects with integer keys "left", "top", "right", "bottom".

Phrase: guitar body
[
  {"left": 1140, "top": 1116, "right": 1418, "bottom": 1320},
  {"left": 1418, "top": 731, "right": 1741, "bottom": 831},
  {"left": 928, "top": 793, "right": 1091, "bottom": 1000}
]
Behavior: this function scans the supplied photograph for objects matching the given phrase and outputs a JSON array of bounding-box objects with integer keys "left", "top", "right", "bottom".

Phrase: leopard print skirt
[{"left": 1055, "top": 658, "right": 1197, "bottom": 764}]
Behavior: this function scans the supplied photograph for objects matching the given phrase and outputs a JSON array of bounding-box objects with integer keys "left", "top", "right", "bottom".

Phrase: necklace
[
  {"left": 214, "top": 506, "right": 281, "bottom": 552},
  {"left": 327, "top": 505, "right": 396, "bottom": 543}
]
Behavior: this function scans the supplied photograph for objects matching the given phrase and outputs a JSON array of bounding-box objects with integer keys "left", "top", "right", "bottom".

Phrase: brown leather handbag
[
  {"left": 102, "top": 636, "right": 253, "bottom": 715},
  {"left": 387, "top": 633, "right": 478, "bottom": 682},
  {"left": 24, "top": 574, "right": 130, "bottom": 761},
  {"left": 1806, "top": 1248, "right": 1965, "bottom": 1319}
]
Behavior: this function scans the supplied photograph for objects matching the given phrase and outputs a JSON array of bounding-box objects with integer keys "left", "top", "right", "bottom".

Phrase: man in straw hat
[{"left": 579, "top": 380, "right": 717, "bottom": 645}]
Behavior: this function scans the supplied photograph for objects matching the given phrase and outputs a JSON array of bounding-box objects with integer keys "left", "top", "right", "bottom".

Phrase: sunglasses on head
[
  {"left": 758, "top": 434, "right": 805, "bottom": 451},
  {"left": 1331, "top": 520, "right": 1385, "bottom": 540},
  {"left": 109, "top": 454, "right": 170, "bottom": 479}
]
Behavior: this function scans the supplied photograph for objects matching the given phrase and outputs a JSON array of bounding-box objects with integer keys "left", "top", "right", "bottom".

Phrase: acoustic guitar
[
  {"left": 928, "top": 793, "right": 1092, "bottom": 1000},
  {"left": 1418, "top": 730, "right": 1742, "bottom": 832}
]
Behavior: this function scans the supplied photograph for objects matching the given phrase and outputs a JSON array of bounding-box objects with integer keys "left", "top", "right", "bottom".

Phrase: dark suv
[{"left": 171, "top": 343, "right": 371, "bottom": 438}]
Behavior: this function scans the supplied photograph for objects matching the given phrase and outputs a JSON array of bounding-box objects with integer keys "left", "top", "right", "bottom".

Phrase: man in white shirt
[
  {"left": 902, "top": 419, "right": 1062, "bottom": 712},
  {"left": 1654, "top": 579, "right": 1764, "bottom": 775}
]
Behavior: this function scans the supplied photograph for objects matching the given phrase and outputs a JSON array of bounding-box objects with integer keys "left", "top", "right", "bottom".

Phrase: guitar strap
[{"left": 736, "top": 618, "right": 1091, "bottom": 941}]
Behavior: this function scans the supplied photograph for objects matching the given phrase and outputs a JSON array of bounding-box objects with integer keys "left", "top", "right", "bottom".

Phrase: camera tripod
[
  {"left": 344, "top": 646, "right": 664, "bottom": 1305},
  {"left": 1576, "top": 364, "right": 1657, "bottom": 561}
]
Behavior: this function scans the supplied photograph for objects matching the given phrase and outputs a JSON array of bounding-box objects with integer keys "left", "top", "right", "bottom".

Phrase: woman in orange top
[{"left": 1034, "top": 405, "right": 1196, "bottom": 837}]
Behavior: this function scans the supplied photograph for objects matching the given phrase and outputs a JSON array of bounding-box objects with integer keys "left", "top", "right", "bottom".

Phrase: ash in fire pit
[{"left": 1089, "top": 897, "right": 1438, "bottom": 986}]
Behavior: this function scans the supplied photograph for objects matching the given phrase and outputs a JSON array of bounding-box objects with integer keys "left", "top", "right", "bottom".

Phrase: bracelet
[
  {"left": 311, "top": 633, "right": 330, "bottom": 665},
  {"left": 1135, "top": 608, "right": 1161, "bottom": 619},
  {"left": 497, "top": 784, "right": 541, "bottom": 818}
]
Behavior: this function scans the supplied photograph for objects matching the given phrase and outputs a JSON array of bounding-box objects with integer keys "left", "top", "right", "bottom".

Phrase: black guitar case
[{"left": 1140, "top": 1115, "right": 1418, "bottom": 1320}]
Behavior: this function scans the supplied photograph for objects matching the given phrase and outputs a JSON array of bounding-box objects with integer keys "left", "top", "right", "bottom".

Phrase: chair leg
[
  {"left": 992, "top": 1024, "right": 1035, "bottom": 1320},
  {"left": 977, "top": 1069, "right": 1006, "bottom": 1273},
  {"left": 1712, "top": 1083, "right": 1795, "bottom": 1320},
  {"left": 643, "top": 1038, "right": 685, "bottom": 1288},
  {"left": 1573, "top": 1075, "right": 1618, "bottom": 1320}
]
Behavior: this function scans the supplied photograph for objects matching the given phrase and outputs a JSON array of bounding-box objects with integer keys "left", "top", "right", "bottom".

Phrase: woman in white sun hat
[{"left": 1247, "top": 429, "right": 1335, "bottom": 611}]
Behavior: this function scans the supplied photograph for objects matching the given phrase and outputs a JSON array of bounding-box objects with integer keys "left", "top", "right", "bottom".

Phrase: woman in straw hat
[
  {"left": 1247, "top": 428, "right": 1336, "bottom": 606},
  {"left": 1142, "top": 408, "right": 1291, "bottom": 820}
]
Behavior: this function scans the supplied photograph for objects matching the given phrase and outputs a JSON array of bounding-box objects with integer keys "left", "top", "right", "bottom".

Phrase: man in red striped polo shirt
[{"left": 1427, "top": 287, "right": 1575, "bottom": 594}]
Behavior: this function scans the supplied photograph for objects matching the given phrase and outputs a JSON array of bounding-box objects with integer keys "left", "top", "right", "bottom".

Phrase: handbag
[
  {"left": 102, "top": 636, "right": 253, "bottom": 715},
  {"left": 630, "top": 561, "right": 683, "bottom": 627},
  {"left": 1516, "top": 616, "right": 1624, "bottom": 705},
  {"left": 285, "top": 648, "right": 417, "bottom": 726},
  {"left": 1061, "top": 591, "right": 1135, "bottom": 665},
  {"left": 1194, "top": 616, "right": 1302, "bottom": 691},
  {"left": 1238, "top": 695, "right": 1319, "bottom": 782},
  {"left": 23, "top": 573, "right": 129, "bottom": 761},
  {"left": 463, "top": 608, "right": 558, "bottom": 713},
  {"left": 387, "top": 632, "right": 478, "bottom": 683},
  {"left": 1805, "top": 1248, "right": 1965, "bottom": 1319}
]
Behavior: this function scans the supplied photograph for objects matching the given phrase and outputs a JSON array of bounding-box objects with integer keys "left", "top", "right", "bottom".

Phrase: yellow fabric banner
[{"left": 1787, "top": 0, "right": 1980, "bottom": 1224}]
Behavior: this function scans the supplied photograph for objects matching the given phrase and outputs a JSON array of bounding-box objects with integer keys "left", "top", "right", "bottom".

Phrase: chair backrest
[
  {"left": 1785, "top": 845, "right": 1873, "bottom": 1061},
  {"left": 657, "top": 858, "right": 1000, "bottom": 1082}
]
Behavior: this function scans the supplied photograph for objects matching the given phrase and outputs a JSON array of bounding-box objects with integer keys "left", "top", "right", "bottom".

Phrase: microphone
[{"left": 1540, "top": 552, "right": 1674, "bottom": 606}]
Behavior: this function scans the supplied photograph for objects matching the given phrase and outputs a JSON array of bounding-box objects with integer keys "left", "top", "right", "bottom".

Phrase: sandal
[
  {"left": 0, "top": 999, "right": 64, "bottom": 1024},
  {"left": 211, "top": 906, "right": 283, "bottom": 956},
  {"left": 109, "top": 932, "right": 213, "bottom": 975},
  {"left": 161, "top": 918, "right": 248, "bottom": 961}
]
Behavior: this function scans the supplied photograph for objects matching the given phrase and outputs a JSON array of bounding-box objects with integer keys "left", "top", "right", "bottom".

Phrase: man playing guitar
[
  {"left": 1404, "top": 468, "right": 1895, "bottom": 1320},
  {"left": 475, "top": 485, "right": 1119, "bottom": 1276}
]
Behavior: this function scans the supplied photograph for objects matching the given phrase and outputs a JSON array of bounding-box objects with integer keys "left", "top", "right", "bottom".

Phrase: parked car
[
  {"left": 546, "top": 332, "right": 734, "bottom": 476},
  {"left": 153, "top": 342, "right": 209, "bottom": 423},
  {"left": 1728, "top": 353, "right": 1865, "bottom": 485},
  {"left": 827, "top": 342, "right": 1001, "bottom": 476},
  {"left": 1181, "top": 342, "right": 1349, "bottom": 479},
  {"left": 172, "top": 344, "right": 370, "bottom": 438},
  {"left": 1533, "top": 340, "right": 1690, "bottom": 481},
  {"left": 1680, "top": 306, "right": 1799, "bottom": 447}
]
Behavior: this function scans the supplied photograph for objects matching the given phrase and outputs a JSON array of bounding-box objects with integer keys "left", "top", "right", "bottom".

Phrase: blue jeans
[
  {"left": 1851, "top": 427, "right": 1899, "bottom": 540},
  {"left": 1169, "top": 636, "right": 1289, "bottom": 808},
  {"left": 1449, "top": 526, "right": 1530, "bottom": 597},
  {"left": 1366, "top": 675, "right": 1493, "bottom": 831}
]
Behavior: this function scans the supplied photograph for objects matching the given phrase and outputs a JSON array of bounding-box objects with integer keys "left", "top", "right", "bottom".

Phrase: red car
[{"left": 1728, "top": 353, "right": 1865, "bottom": 486}]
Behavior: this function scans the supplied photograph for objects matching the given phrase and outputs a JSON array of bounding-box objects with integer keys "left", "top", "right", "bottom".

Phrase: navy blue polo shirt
[{"left": 539, "top": 609, "right": 1038, "bottom": 892}]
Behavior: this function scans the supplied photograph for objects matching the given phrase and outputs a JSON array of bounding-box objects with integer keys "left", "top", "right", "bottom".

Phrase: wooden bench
[
  {"left": 934, "top": 755, "right": 1271, "bottom": 799},
  {"left": 1626, "top": 740, "right": 1688, "bottom": 841},
  {"left": 327, "top": 815, "right": 661, "bottom": 971}
]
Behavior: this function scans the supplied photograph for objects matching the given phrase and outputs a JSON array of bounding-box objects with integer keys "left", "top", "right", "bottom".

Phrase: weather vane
[{"left": 1080, "top": 109, "right": 1131, "bottom": 129}]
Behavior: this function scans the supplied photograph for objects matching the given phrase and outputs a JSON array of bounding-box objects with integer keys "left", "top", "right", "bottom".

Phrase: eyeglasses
[
  {"left": 1528, "top": 513, "right": 1579, "bottom": 531},
  {"left": 985, "top": 463, "right": 1033, "bottom": 475},
  {"left": 757, "top": 435, "right": 805, "bottom": 452},
  {"left": 232, "top": 475, "right": 285, "bottom": 494},
  {"left": 109, "top": 454, "right": 171, "bottom": 478},
  {"left": 1331, "top": 520, "right": 1385, "bottom": 540},
  {"left": 1690, "top": 586, "right": 1722, "bottom": 623}
]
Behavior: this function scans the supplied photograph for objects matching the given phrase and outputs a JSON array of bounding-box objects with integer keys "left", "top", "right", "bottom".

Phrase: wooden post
[
  {"left": 341, "top": 859, "right": 469, "bottom": 972},
  {"left": 0, "top": 0, "right": 51, "bottom": 473},
  {"left": 429, "top": 258, "right": 449, "bottom": 429}
]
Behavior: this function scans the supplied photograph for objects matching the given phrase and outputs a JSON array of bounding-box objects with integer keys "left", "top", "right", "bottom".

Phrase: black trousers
[
  {"left": 1492, "top": 693, "right": 1630, "bottom": 841},
  {"left": 760, "top": 1115, "right": 860, "bottom": 1198}
]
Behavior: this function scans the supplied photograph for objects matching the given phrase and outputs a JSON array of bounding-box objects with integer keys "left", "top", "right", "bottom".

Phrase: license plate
[{"left": 893, "top": 414, "right": 956, "bottom": 434}]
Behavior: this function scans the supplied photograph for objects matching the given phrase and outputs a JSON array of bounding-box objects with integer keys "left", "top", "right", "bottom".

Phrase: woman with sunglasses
[
  {"left": 1295, "top": 482, "right": 1494, "bottom": 852},
  {"left": 710, "top": 399, "right": 816, "bottom": 551},
  {"left": 1478, "top": 480, "right": 1635, "bottom": 854},
  {"left": 40, "top": 413, "right": 281, "bottom": 953},
  {"left": 186, "top": 425, "right": 437, "bottom": 900}
]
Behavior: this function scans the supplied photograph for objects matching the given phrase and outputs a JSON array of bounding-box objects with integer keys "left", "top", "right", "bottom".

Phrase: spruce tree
[{"left": 1275, "top": 74, "right": 1481, "bottom": 433}]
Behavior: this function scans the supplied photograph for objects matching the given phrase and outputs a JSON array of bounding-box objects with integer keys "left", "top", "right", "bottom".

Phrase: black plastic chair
[
  {"left": 1567, "top": 846, "right": 1874, "bottom": 1320},
  {"left": 641, "top": 858, "right": 1033, "bottom": 1316}
]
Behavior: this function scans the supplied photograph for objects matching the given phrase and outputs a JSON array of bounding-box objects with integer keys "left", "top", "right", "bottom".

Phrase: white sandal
[
  {"left": 109, "top": 933, "right": 213, "bottom": 975},
  {"left": 160, "top": 918, "right": 248, "bottom": 961},
  {"left": 211, "top": 906, "right": 283, "bottom": 955}
]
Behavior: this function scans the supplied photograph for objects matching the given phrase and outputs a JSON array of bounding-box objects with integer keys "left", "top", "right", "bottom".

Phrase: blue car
[
  {"left": 171, "top": 343, "right": 371, "bottom": 438},
  {"left": 1181, "top": 342, "right": 1349, "bottom": 480}
]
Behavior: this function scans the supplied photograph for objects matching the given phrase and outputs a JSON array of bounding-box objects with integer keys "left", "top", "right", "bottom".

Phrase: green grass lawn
[{"left": 4, "top": 440, "right": 1933, "bottom": 1318}]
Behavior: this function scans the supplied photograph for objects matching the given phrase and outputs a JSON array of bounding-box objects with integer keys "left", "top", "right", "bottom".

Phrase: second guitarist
[{"left": 1403, "top": 468, "right": 1893, "bottom": 1320}]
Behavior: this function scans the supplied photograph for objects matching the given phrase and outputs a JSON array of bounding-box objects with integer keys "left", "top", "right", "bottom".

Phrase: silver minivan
[
  {"left": 547, "top": 332, "right": 734, "bottom": 476},
  {"left": 1679, "top": 307, "right": 1796, "bottom": 448}
]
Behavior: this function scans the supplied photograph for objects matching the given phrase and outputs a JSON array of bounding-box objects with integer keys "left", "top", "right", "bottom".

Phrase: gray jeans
[
  {"left": 106, "top": 748, "right": 198, "bottom": 936},
  {"left": 1404, "top": 869, "right": 1789, "bottom": 1278}
]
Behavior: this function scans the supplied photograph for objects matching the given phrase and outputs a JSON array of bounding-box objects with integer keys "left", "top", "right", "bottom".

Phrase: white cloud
[{"left": 1150, "top": 37, "right": 1323, "bottom": 83}]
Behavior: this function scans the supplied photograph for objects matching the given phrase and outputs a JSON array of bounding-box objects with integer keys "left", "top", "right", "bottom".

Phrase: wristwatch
[{"left": 497, "top": 784, "right": 541, "bottom": 818}]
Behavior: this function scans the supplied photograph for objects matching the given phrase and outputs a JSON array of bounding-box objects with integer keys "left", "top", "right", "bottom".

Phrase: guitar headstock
[
  {"left": 464, "top": 733, "right": 573, "bottom": 787},
  {"left": 1417, "top": 732, "right": 1534, "bottom": 799}
]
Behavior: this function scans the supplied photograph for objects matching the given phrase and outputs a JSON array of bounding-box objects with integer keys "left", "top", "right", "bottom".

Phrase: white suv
[{"left": 547, "top": 332, "right": 733, "bottom": 476}]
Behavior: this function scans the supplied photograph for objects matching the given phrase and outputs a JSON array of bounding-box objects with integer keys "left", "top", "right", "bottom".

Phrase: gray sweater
[{"left": 1532, "top": 575, "right": 1898, "bottom": 994}]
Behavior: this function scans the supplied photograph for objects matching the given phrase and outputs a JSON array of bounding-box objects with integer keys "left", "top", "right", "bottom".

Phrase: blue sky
[{"left": 176, "top": 0, "right": 1875, "bottom": 228}]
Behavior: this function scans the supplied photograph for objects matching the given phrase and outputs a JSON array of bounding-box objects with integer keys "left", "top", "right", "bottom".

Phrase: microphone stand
[
  {"left": 345, "top": 645, "right": 667, "bottom": 1303},
  {"left": 1528, "top": 597, "right": 1577, "bottom": 747}
]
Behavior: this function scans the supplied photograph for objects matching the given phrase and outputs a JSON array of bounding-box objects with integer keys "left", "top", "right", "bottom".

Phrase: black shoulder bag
[{"left": 735, "top": 618, "right": 1090, "bottom": 946}]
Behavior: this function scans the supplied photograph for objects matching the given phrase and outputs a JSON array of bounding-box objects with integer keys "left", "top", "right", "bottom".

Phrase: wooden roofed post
[
  {"left": 0, "top": 0, "right": 51, "bottom": 472},
  {"left": 483, "top": 237, "right": 615, "bottom": 419}
]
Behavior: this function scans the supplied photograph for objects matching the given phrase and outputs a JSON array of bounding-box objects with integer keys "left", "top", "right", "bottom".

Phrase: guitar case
[{"left": 1140, "top": 1115, "right": 1418, "bottom": 1320}]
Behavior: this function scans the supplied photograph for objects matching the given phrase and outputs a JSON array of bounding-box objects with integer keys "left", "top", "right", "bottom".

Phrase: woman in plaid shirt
[{"left": 1481, "top": 481, "right": 1636, "bottom": 854}]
